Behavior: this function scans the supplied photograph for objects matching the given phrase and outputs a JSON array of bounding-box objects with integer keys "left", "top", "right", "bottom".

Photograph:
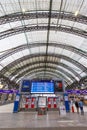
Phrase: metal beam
[
  {"left": 44, "top": 0, "right": 52, "bottom": 76},
  {"left": 9, "top": 61, "right": 81, "bottom": 79},
  {"left": 0, "top": 42, "right": 87, "bottom": 61},
  {"left": 10, "top": 65, "right": 76, "bottom": 82},
  {"left": 23, "top": 72, "right": 70, "bottom": 86},
  {"left": 1, "top": 53, "right": 87, "bottom": 74},
  {"left": 17, "top": 72, "right": 70, "bottom": 86},
  {"left": 14, "top": 67, "right": 72, "bottom": 84},
  {"left": 0, "top": 25, "right": 87, "bottom": 40},
  {"left": 15, "top": 65, "right": 76, "bottom": 81},
  {"left": 0, "top": 11, "right": 87, "bottom": 25}
]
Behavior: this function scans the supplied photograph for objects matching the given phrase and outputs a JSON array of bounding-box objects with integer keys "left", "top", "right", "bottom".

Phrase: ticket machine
[{"left": 19, "top": 95, "right": 37, "bottom": 111}]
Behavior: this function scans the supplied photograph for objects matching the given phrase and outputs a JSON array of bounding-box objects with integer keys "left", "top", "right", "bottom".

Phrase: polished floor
[{"left": 0, "top": 103, "right": 87, "bottom": 130}]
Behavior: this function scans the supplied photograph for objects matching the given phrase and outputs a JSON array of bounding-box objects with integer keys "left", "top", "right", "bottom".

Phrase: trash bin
[{"left": 59, "top": 105, "right": 66, "bottom": 116}]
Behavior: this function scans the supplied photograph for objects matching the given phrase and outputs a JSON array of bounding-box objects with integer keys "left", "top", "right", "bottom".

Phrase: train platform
[{"left": 0, "top": 103, "right": 87, "bottom": 130}]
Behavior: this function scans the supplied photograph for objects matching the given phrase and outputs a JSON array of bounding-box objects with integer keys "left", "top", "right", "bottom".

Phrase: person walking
[
  {"left": 78, "top": 99, "right": 84, "bottom": 115},
  {"left": 70, "top": 99, "right": 74, "bottom": 113},
  {"left": 75, "top": 100, "right": 79, "bottom": 114}
]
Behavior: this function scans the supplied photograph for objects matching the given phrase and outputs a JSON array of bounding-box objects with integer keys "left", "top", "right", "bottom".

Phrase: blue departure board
[
  {"left": 21, "top": 80, "right": 31, "bottom": 92},
  {"left": 31, "top": 81, "right": 54, "bottom": 93}
]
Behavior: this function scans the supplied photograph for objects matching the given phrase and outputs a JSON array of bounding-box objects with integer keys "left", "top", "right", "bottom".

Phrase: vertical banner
[
  {"left": 13, "top": 93, "right": 20, "bottom": 113},
  {"left": 64, "top": 93, "right": 70, "bottom": 112}
]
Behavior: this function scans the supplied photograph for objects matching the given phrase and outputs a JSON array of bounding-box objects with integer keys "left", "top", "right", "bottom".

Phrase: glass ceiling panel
[
  {"left": 79, "top": 57, "right": 87, "bottom": 67},
  {"left": 0, "top": 16, "right": 86, "bottom": 34},
  {"left": 71, "top": 53, "right": 81, "bottom": 61},
  {"left": 57, "top": 66, "right": 79, "bottom": 79},
  {"left": 80, "top": 72, "right": 87, "bottom": 77},
  {"left": 0, "top": 49, "right": 30, "bottom": 66},
  {"left": 19, "top": 68, "right": 73, "bottom": 83},
  {"left": 1, "top": 51, "right": 84, "bottom": 79},
  {"left": 0, "top": 56, "right": 14, "bottom": 67},
  {"left": 52, "top": 0, "right": 87, "bottom": 16},
  {"left": 0, "top": 23, "right": 11, "bottom": 33},
  {"left": 49, "top": 31, "right": 86, "bottom": 52},
  {"left": 79, "top": 39, "right": 87, "bottom": 53},
  {"left": 39, "top": 63, "right": 45, "bottom": 66},
  {"left": 39, "top": 46, "right": 46, "bottom": 53},
  {"left": 53, "top": 71, "right": 73, "bottom": 83},
  {"left": 49, "top": 48, "right": 62, "bottom": 56},
  {"left": 0, "top": 18, "right": 48, "bottom": 32},
  {"left": 62, "top": 49, "right": 81, "bottom": 60},
  {"left": 21, "top": 0, "right": 36, "bottom": 11},
  {"left": 12, "top": 51, "right": 29, "bottom": 60},
  {"left": 52, "top": 0, "right": 62, "bottom": 11},
  {"left": 24, "top": 19, "right": 37, "bottom": 25},
  {"left": 0, "top": 0, "right": 86, "bottom": 16},
  {"left": 22, "top": 59, "right": 29, "bottom": 64},
  {"left": 30, "top": 47, "right": 40, "bottom": 54},
  {"left": 0, "top": 0, "right": 87, "bottom": 86},
  {"left": 59, "top": 20, "right": 74, "bottom": 27},
  {"left": 50, "top": 19, "right": 87, "bottom": 32},
  {"left": 0, "top": 33, "right": 27, "bottom": 53},
  {"left": 48, "top": 47, "right": 87, "bottom": 69},
  {"left": 26, "top": 31, "right": 47, "bottom": 43},
  {"left": 9, "top": 60, "right": 80, "bottom": 81},
  {"left": 37, "top": 18, "right": 49, "bottom": 25},
  {"left": 0, "top": 27, "right": 86, "bottom": 57},
  {"left": 21, "top": 49, "right": 30, "bottom": 56},
  {"left": 34, "top": 0, "right": 50, "bottom": 11},
  {"left": 0, "top": 65, "right": 3, "bottom": 71},
  {"left": 9, "top": 21, "right": 22, "bottom": 28},
  {"left": 60, "top": 59, "right": 83, "bottom": 74},
  {"left": 2, "top": 53, "right": 81, "bottom": 76},
  {"left": 48, "top": 46, "right": 56, "bottom": 53},
  {"left": 74, "top": 22, "right": 87, "bottom": 32}
]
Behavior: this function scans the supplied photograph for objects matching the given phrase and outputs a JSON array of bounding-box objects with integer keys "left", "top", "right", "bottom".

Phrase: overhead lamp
[
  {"left": 75, "top": 11, "right": 79, "bottom": 16},
  {"left": 22, "top": 8, "right": 26, "bottom": 13},
  {"left": 0, "top": 84, "right": 3, "bottom": 89}
]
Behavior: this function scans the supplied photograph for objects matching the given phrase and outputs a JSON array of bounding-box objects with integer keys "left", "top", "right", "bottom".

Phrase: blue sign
[
  {"left": 13, "top": 93, "right": 20, "bottom": 113},
  {"left": 21, "top": 80, "right": 31, "bottom": 92},
  {"left": 66, "top": 90, "right": 87, "bottom": 95},
  {"left": 31, "top": 81, "right": 54, "bottom": 93},
  {"left": 64, "top": 93, "right": 70, "bottom": 112},
  {"left": 0, "top": 89, "right": 18, "bottom": 93}
]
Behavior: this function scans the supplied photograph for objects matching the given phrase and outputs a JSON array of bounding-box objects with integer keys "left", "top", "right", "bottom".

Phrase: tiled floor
[{"left": 0, "top": 103, "right": 87, "bottom": 129}]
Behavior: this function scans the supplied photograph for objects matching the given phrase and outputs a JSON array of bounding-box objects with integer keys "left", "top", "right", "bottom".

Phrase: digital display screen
[
  {"left": 21, "top": 80, "right": 31, "bottom": 92},
  {"left": 31, "top": 81, "right": 54, "bottom": 93},
  {"left": 54, "top": 81, "right": 63, "bottom": 92}
]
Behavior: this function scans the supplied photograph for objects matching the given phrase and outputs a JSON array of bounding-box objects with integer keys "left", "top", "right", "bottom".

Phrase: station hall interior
[{"left": 0, "top": 0, "right": 87, "bottom": 130}]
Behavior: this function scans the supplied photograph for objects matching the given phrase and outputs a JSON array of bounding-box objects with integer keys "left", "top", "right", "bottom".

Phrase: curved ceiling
[{"left": 0, "top": 0, "right": 87, "bottom": 89}]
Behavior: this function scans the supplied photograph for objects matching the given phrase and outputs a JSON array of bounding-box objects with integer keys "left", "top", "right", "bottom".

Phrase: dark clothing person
[{"left": 75, "top": 101, "right": 79, "bottom": 114}]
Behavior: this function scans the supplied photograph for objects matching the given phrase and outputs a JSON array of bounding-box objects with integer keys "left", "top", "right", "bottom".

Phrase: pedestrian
[
  {"left": 78, "top": 99, "right": 84, "bottom": 115},
  {"left": 70, "top": 99, "right": 74, "bottom": 113},
  {"left": 75, "top": 100, "right": 79, "bottom": 114}
]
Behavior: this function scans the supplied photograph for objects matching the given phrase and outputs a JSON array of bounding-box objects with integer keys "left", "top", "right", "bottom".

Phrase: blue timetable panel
[
  {"left": 21, "top": 80, "right": 31, "bottom": 92},
  {"left": 31, "top": 81, "right": 54, "bottom": 93}
]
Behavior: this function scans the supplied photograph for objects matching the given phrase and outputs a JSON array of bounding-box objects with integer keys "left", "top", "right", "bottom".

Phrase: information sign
[{"left": 38, "top": 97, "right": 47, "bottom": 107}]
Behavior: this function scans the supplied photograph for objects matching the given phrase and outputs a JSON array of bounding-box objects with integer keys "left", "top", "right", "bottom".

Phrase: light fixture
[
  {"left": 75, "top": 11, "right": 79, "bottom": 16},
  {"left": 22, "top": 8, "right": 26, "bottom": 13},
  {"left": 0, "top": 84, "right": 3, "bottom": 89}
]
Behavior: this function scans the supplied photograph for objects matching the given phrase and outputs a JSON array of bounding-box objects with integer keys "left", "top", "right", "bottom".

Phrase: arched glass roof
[{"left": 0, "top": 0, "right": 87, "bottom": 89}]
